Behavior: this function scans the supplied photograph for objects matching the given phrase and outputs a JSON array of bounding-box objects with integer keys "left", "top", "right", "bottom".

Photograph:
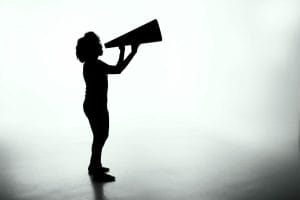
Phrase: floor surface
[{"left": 0, "top": 126, "right": 300, "bottom": 200}]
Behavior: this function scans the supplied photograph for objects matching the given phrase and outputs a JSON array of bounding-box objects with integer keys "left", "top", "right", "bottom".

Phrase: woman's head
[{"left": 76, "top": 32, "right": 103, "bottom": 63}]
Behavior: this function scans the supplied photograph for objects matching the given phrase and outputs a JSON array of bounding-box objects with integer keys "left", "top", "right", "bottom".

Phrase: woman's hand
[
  {"left": 131, "top": 43, "right": 139, "bottom": 54},
  {"left": 119, "top": 46, "right": 125, "bottom": 52}
]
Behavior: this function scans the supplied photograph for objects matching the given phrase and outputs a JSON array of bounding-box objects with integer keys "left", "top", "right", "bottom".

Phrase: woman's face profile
[{"left": 97, "top": 42, "right": 103, "bottom": 56}]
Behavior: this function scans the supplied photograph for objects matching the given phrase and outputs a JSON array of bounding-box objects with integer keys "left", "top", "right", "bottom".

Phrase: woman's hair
[{"left": 76, "top": 32, "right": 100, "bottom": 63}]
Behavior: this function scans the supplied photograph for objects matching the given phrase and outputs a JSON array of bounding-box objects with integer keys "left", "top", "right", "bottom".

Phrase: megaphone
[{"left": 104, "top": 19, "right": 162, "bottom": 48}]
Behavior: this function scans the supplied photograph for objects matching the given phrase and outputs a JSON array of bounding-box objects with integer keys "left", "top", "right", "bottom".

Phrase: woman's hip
[{"left": 83, "top": 101, "right": 108, "bottom": 117}]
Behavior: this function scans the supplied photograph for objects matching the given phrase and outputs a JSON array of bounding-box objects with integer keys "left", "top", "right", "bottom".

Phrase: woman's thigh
[{"left": 84, "top": 105, "right": 109, "bottom": 136}]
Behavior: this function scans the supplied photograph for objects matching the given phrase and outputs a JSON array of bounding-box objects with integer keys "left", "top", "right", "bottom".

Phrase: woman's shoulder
[
  {"left": 83, "top": 60, "right": 99, "bottom": 70},
  {"left": 84, "top": 60, "right": 109, "bottom": 75},
  {"left": 84, "top": 59, "right": 108, "bottom": 66},
  {"left": 96, "top": 59, "right": 109, "bottom": 67}
]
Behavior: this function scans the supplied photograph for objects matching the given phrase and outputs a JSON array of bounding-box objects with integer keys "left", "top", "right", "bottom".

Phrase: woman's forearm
[
  {"left": 116, "top": 48, "right": 137, "bottom": 73},
  {"left": 118, "top": 51, "right": 136, "bottom": 72},
  {"left": 114, "top": 44, "right": 138, "bottom": 74},
  {"left": 117, "top": 48, "right": 125, "bottom": 66}
]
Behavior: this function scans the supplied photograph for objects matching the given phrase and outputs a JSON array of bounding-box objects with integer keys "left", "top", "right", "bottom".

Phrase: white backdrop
[{"left": 1, "top": 0, "right": 300, "bottom": 156}]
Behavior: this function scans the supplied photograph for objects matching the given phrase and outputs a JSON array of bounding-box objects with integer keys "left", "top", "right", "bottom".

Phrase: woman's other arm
[{"left": 104, "top": 44, "right": 139, "bottom": 74}]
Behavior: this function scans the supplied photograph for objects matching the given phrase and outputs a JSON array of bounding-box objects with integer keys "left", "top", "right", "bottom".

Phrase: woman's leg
[
  {"left": 84, "top": 106, "right": 115, "bottom": 181},
  {"left": 88, "top": 110, "right": 109, "bottom": 170}
]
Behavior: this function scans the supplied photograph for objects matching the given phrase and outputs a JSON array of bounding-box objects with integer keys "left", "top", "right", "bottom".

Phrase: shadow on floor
[
  {"left": 221, "top": 159, "right": 300, "bottom": 200},
  {"left": 89, "top": 177, "right": 109, "bottom": 200},
  {"left": 0, "top": 142, "right": 18, "bottom": 200}
]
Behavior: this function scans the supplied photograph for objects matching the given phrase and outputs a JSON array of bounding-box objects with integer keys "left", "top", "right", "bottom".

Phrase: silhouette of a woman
[{"left": 76, "top": 32, "right": 138, "bottom": 181}]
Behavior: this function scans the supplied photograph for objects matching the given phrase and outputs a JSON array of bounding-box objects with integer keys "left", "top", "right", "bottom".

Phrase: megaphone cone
[{"left": 104, "top": 19, "right": 162, "bottom": 48}]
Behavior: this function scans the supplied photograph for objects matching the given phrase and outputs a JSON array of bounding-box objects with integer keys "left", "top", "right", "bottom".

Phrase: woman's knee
[{"left": 94, "top": 131, "right": 108, "bottom": 141}]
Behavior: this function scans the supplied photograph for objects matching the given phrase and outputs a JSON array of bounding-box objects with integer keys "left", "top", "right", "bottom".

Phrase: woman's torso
[{"left": 83, "top": 60, "right": 108, "bottom": 109}]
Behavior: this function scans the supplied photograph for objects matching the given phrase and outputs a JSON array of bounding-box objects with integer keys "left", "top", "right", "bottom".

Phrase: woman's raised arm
[{"left": 104, "top": 44, "right": 139, "bottom": 74}]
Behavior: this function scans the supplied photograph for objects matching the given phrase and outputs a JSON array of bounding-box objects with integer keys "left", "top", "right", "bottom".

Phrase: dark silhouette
[
  {"left": 104, "top": 19, "right": 162, "bottom": 48},
  {"left": 76, "top": 32, "right": 138, "bottom": 182}
]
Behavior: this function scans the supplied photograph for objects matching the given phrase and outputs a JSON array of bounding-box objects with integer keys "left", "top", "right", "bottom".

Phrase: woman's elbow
[{"left": 111, "top": 68, "right": 122, "bottom": 74}]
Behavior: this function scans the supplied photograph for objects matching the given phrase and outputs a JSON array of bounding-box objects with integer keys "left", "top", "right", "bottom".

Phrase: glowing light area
[
  {"left": 0, "top": 0, "right": 300, "bottom": 147},
  {"left": 1, "top": 1, "right": 300, "bottom": 198}
]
